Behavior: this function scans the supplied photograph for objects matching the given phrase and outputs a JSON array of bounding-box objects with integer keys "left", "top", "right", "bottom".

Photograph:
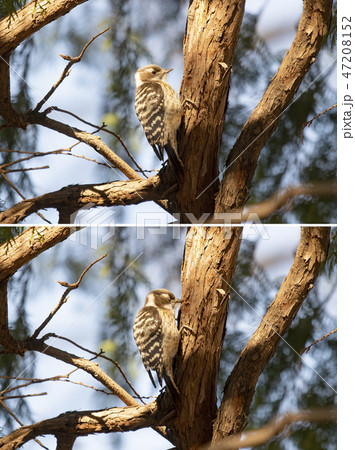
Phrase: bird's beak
[
  {"left": 176, "top": 298, "right": 182, "bottom": 304},
  {"left": 165, "top": 68, "right": 173, "bottom": 74}
]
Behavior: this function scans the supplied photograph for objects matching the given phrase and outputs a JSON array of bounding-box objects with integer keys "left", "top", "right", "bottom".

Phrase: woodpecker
[
  {"left": 134, "top": 64, "right": 183, "bottom": 172},
  {"left": 133, "top": 289, "right": 182, "bottom": 396}
]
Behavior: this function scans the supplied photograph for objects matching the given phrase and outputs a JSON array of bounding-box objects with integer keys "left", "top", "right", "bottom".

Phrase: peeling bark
[
  {"left": 211, "top": 227, "right": 331, "bottom": 441},
  {"left": 176, "top": 0, "right": 245, "bottom": 217},
  {"left": 172, "top": 227, "right": 243, "bottom": 449},
  {"left": 0, "top": 175, "right": 171, "bottom": 224},
  {"left": 0, "top": 402, "right": 165, "bottom": 449}
]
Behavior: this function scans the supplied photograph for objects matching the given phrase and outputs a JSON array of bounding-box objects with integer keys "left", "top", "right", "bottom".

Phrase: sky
[
  {"left": 7, "top": 0, "right": 315, "bottom": 226},
  {"left": 6, "top": 224, "right": 336, "bottom": 450},
  {"left": 1, "top": 0, "right": 341, "bottom": 448}
]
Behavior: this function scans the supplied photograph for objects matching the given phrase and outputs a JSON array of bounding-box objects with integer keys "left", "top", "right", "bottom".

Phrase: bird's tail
[
  {"left": 164, "top": 142, "right": 184, "bottom": 174},
  {"left": 163, "top": 367, "right": 180, "bottom": 400}
]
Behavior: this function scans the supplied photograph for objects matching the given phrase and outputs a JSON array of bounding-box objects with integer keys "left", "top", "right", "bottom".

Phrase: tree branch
[
  {"left": 242, "top": 181, "right": 336, "bottom": 221},
  {"left": 23, "top": 111, "right": 141, "bottom": 181},
  {"left": 0, "top": 227, "right": 79, "bottom": 355},
  {"left": 0, "top": 401, "right": 166, "bottom": 449},
  {"left": 23, "top": 338, "right": 140, "bottom": 408},
  {"left": 34, "top": 27, "right": 110, "bottom": 112},
  {"left": 215, "top": 0, "right": 333, "bottom": 213},
  {"left": 212, "top": 226, "right": 331, "bottom": 441},
  {"left": 0, "top": 175, "right": 173, "bottom": 224},
  {"left": 298, "top": 328, "right": 337, "bottom": 368},
  {"left": 31, "top": 254, "right": 107, "bottom": 339},
  {"left": 0, "top": 0, "right": 89, "bottom": 57},
  {"left": 205, "top": 408, "right": 336, "bottom": 449},
  {"left": 0, "top": 226, "right": 78, "bottom": 282}
]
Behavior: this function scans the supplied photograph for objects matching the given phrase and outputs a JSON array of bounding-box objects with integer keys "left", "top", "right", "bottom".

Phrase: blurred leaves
[
  {"left": 220, "top": 228, "right": 337, "bottom": 450},
  {"left": 222, "top": 11, "right": 336, "bottom": 223},
  {"left": 0, "top": 0, "right": 26, "bottom": 20}
]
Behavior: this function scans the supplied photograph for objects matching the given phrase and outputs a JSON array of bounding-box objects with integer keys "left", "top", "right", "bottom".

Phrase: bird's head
[
  {"left": 134, "top": 65, "right": 173, "bottom": 87},
  {"left": 144, "top": 288, "right": 182, "bottom": 312}
]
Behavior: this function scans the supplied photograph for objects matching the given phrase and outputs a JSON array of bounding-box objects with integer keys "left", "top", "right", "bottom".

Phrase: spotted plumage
[
  {"left": 133, "top": 289, "right": 181, "bottom": 396},
  {"left": 134, "top": 65, "right": 183, "bottom": 171}
]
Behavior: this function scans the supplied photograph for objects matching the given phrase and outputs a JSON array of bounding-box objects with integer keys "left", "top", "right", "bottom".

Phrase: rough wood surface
[
  {"left": 211, "top": 227, "right": 331, "bottom": 441},
  {"left": 0, "top": 0, "right": 89, "bottom": 56}
]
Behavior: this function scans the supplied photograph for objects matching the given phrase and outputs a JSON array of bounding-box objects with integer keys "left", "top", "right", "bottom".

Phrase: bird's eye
[{"left": 151, "top": 70, "right": 156, "bottom": 74}]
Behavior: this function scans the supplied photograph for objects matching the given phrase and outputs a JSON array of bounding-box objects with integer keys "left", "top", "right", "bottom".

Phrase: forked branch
[{"left": 212, "top": 227, "right": 331, "bottom": 440}]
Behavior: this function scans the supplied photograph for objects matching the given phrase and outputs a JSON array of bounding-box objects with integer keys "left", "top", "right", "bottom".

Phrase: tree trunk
[
  {"left": 172, "top": 227, "right": 243, "bottom": 449},
  {"left": 212, "top": 226, "right": 330, "bottom": 441},
  {"left": 177, "top": 0, "right": 245, "bottom": 218}
]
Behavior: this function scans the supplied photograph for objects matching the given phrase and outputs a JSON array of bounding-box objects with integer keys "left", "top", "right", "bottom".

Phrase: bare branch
[
  {"left": 34, "top": 28, "right": 110, "bottom": 112},
  {"left": 205, "top": 408, "right": 336, "bottom": 449},
  {"left": 0, "top": 400, "right": 49, "bottom": 450},
  {"left": 31, "top": 254, "right": 107, "bottom": 339},
  {"left": 301, "top": 104, "right": 337, "bottom": 142},
  {"left": 48, "top": 106, "right": 147, "bottom": 175},
  {"left": 0, "top": 371, "right": 112, "bottom": 397},
  {"left": 1, "top": 165, "right": 49, "bottom": 173},
  {"left": 298, "top": 328, "right": 337, "bottom": 368},
  {"left": 212, "top": 227, "right": 331, "bottom": 440},
  {"left": 38, "top": 334, "right": 145, "bottom": 403},
  {"left": 215, "top": 0, "right": 333, "bottom": 213},
  {"left": 0, "top": 171, "right": 51, "bottom": 224},
  {"left": 0, "top": 0, "right": 89, "bottom": 56},
  {"left": 0, "top": 175, "right": 173, "bottom": 224},
  {"left": 1, "top": 392, "right": 47, "bottom": 401},
  {"left": 0, "top": 400, "right": 171, "bottom": 450},
  {"left": 242, "top": 182, "right": 336, "bottom": 221},
  {"left": 23, "top": 110, "right": 141, "bottom": 180},
  {"left": 23, "top": 339, "right": 140, "bottom": 407}
]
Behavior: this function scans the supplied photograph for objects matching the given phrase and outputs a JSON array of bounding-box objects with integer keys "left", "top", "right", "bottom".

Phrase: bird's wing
[
  {"left": 133, "top": 306, "right": 164, "bottom": 386},
  {"left": 135, "top": 82, "right": 165, "bottom": 155}
]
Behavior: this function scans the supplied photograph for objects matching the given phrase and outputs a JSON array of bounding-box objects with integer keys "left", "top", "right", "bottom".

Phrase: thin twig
[
  {"left": 0, "top": 171, "right": 51, "bottom": 223},
  {"left": 42, "top": 333, "right": 145, "bottom": 404},
  {"left": 301, "top": 104, "right": 337, "bottom": 143},
  {"left": 0, "top": 149, "right": 70, "bottom": 169},
  {"left": 1, "top": 392, "right": 47, "bottom": 400},
  {"left": 1, "top": 165, "right": 49, "bottom": 173},
  {"left": 33, "top": 28, "right": 110, "bottom": 112},
  {"left": 0, "top": 399, "right": 49, "bottom": 449},
  {"left": 31, "top": 254, "right": 107, "bottom": 339},
  {"left": 298, "top": 328, "right": 337, "bottom": 368},
  {"left": 49, "top": 106, "right": 148, "bottom": 176}
]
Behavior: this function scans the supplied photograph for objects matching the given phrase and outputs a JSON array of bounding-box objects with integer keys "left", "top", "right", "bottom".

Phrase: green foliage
[
  {"left": 0, "top": 265, "right": 36, "bottom": 431},
  {"left": 0, "top": 0, "right": 26, "bottom": 20},
  {"left": 0, "top": 37, "right": 38, "bottom": 208},
  {"left": 222, "top": 12, "right": 336, "bottom": 223},
  {"left": 220, "top": 233, "right": 337, "bottom": 450},
  {"left": 0, "top": 226, "right": 22, "bottom": 245}
]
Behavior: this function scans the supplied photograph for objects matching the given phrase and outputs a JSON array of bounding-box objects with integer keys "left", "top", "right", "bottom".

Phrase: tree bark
[
  {"left": 0, "top": 226, "right": 75, "bottom": 282},
  {"left": 215, "top": 0, "right": 333, "bottom": 213},
  {"left": 211, "top": 226, "right": 331, "bottom": 441},
  {"left": 0, "top": 402, "right": 165, "bottom": 449},
  {"left": 177, "top": 0, "right": 245, "bottom": 218},
  {"left": 0, "top": 175, "right": 172, "bottom": 224},
  {"left": 172, "top": 227, "right": 243, "bottom": 449},
  {"left": 0, "top": 0, "right": 89, "bottom": 57}
]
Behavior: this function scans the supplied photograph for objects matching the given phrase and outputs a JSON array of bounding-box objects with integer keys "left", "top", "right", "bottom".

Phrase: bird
[
  {"left": 134, "top": 64, "right": 184, "bottom": 172},
  {"left": 133, "top": 288, "right": 182, "bottom": 397}
]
